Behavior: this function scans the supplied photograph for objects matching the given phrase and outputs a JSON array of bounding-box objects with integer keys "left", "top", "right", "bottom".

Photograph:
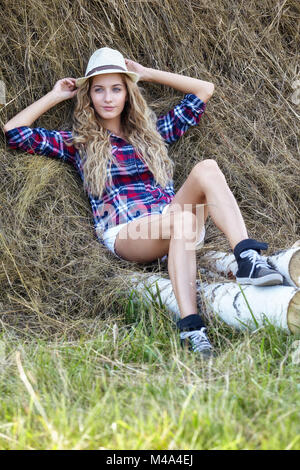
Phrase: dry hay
[{"left": 0, "top": 0, "right": 299, "bottom": 338}]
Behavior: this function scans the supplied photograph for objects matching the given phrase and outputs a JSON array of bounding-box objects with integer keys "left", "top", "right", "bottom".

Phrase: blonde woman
[{"left": 4, "top": 47, "right": 283, "bottom": 358}]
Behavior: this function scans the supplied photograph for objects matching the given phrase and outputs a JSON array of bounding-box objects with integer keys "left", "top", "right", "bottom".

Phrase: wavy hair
[{"left": 63, "top": 74, "right": 175, "bottom": 198}]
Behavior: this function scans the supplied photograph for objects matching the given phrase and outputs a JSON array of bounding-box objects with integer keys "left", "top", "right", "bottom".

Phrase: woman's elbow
[
  {"left": 3, "top": 122, "right": 15, "bottom": 133},
  {"left": 195, "top": 83, "right": 215, "bottom": 103},
  {"left": 209, "top": 83, "right": 215, "bottom": 96},
  {"left": 205, "top": 83, "right": 215, "bottom": 102}
]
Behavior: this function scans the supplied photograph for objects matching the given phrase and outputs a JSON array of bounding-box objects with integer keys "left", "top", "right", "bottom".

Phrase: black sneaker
[
  {"left": 236, "top": 249, "right": 283, "bottom": 286},
  {"left": 176, "top": 314, "right": 214, "bottom": 358},
  {"left": 179, "top": 327, "right": 214, "bottom": 358}
]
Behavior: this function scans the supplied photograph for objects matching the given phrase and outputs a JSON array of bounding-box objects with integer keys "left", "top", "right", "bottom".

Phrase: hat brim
[{"left": 75, "top": 70, "right": 140, "bottom": 88}]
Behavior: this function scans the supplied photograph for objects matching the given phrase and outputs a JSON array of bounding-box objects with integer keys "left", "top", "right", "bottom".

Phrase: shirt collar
[{"left": 107, "top": 129, "right": 127, "bottom": 142}]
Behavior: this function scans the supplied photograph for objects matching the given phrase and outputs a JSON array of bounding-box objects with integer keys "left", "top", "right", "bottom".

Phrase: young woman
[{"left": 4, "top": 47, "right": 283, "bottom": 358}]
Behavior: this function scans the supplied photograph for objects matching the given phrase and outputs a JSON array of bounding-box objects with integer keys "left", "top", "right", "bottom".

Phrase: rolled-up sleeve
[
  {"left": 156, "top": 93, "right": 206, "bottom": 145},
  {"left": 4, "top": 126, "right": 77, "bottom": 165}
]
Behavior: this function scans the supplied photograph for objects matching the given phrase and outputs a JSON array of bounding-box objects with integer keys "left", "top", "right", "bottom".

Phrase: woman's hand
[
  {"left": 124, "top": 58, "right": 149, "bottom": 81},
  {"left": 3, "top": 78, "right": 78, "bottom": 132},
  {"left": 51, "top": 78, "right": 78, "bottom": 101}
]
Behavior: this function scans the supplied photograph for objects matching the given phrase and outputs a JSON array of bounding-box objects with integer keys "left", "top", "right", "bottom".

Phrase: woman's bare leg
[
  {"left": 171, "top": 159, "right": 248, "bottom": 249},
  {"left": 115, "top": 207, "right": 201, "bottom": 318},
  {"left": 165, "top": 159, "right": 248, "bottom": 318},
  {"left": 166, "top": 209, "right": 200, "bottom": 318},
  {"left": 114, "top": 159, "right": 249, "bottom": 318}
]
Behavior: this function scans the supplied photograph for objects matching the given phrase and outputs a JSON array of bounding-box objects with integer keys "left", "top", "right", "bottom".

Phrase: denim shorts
[{"left": 102, "top": 204, "right": 205, "bottom": 261}]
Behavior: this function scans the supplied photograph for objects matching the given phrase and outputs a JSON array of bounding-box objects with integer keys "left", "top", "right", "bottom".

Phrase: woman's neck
[
  {"left": 109, "top": 126, "right": 128, "bottom": 141},
  {"left": 100, "top": 117, "right": 125, "bottom": 139}
]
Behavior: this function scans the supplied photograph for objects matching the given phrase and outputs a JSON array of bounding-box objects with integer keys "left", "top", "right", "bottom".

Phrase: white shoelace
[
  {"left": 180, "top": 327, "right": 212, "bottom": 353},
  {"left": 239, "top": 249, "right": 271, "bottom": 278}
]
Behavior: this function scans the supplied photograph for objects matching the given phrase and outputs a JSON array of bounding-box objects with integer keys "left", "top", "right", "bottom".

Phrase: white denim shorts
[{"left": 102, "top": 204, "right": 205, "bottom": 261}]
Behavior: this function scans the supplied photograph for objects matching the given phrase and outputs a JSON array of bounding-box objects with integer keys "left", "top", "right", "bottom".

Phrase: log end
[
  {"left": 287, "top": 290, "right": 300, "bottom": 334},
  {"left": 289, "top": 249, "right": 300, "bottom": 288}
]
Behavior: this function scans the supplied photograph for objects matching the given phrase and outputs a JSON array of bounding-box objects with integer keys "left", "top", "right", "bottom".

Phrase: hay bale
[{"left": 0, "top": 0, "right": 299, "bottom": 337}]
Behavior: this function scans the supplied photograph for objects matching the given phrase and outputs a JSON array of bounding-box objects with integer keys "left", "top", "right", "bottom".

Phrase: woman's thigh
[
  {"left": 169, "top": 167, "right": 209, "bottom": 223},
  {"left": 114, "top": 168, "right": 209, "bottom": 263},
  {"left": 114, "top": 211, "right": 172, "bottom": 263}
]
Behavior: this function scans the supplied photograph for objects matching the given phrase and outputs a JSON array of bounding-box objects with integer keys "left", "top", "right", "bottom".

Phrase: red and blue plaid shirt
[{"left": 5, "top": 93, "right": 206, "bottom": 246}]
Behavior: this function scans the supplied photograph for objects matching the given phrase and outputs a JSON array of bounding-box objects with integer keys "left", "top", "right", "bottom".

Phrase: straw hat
[{"left": 75, "top": 47, "right": 140, "bottom": 88}]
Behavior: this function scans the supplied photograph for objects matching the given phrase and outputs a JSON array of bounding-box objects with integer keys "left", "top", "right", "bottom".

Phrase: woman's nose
[{"left": 104, "top": 92, "right": 112, "bottom": 102}]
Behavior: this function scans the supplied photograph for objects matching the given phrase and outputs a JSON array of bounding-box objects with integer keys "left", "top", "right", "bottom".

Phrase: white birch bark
[
  {"left": 198, "top": 247, "right": 300, "bottom": 287},
  {"left": 267, "top": 247, "right": 300, "bottom": 288},
  {"left": 128, "top": 273, "right": 300, "bottom": 334}
]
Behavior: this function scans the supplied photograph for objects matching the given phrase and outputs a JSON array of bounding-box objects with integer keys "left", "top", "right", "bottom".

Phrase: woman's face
[{"left": 89, "top": 73, "right": 128, "bottom": 122}]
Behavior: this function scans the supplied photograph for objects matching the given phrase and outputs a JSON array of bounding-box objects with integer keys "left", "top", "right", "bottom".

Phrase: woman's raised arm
[
  {"left": 3, "top": 78, "right": 78, "bottom": 133},
  {"left": 125, "top": 58, "right": 214, "bottom": 103}
]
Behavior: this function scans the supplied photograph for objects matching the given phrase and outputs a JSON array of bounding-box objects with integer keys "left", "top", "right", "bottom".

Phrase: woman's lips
[{"left": 103, "top": 107, "right": 115, "bottom": 111}]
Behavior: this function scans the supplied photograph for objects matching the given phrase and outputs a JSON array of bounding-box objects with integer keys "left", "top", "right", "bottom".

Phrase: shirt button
[{"left": 136, "top": 210, "right": 140, "bottom": 216}]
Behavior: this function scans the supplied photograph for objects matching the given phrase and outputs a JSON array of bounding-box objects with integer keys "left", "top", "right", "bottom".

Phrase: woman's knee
[
  {"left": 191, "top": 158, "right": 225, "bottom": 185},
  {"left": 191, "top": 159, "right": 222, "bottom": 180}
]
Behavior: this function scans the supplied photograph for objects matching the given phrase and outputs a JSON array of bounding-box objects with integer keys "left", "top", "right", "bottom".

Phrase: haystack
[{"left": 0, "top": 0, "right": 299, "bottom": 338}]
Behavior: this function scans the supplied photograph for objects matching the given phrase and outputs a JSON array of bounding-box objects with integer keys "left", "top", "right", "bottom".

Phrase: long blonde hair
[{"left": 64, "top": 74, "right": 175, "bottom": 198}]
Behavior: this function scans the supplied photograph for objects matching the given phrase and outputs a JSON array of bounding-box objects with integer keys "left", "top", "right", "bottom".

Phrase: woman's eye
[{"left": 95, "top": 88, "right": 121, "bottom": 92}]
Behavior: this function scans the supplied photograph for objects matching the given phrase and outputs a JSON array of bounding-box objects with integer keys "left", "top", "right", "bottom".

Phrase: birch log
[
  {"left": 198, "top": 247, "right": 300, "bottom": 287},
  {"left": 268, "top": 247, "right": 300, "bottom": 288},
  {"left": 128, "top": 273, "right": 300, "bottom": 334}
]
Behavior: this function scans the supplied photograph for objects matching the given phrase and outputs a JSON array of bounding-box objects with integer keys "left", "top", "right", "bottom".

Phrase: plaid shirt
[{"left": 5, "top": 93, "right": 206, "bottom": 246}]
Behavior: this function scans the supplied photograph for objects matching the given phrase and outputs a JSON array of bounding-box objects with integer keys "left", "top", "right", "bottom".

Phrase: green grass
[{"left": 0, "top": 299, "right": 299, "bottom": 450}]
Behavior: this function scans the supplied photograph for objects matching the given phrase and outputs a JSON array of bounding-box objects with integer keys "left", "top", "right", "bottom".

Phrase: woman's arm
[
  {"left": 125, "top": 59, "right": 214, "bottom": 103},
  {"left": 3, "top": 78, "right": 78, "bottom": 132}
]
